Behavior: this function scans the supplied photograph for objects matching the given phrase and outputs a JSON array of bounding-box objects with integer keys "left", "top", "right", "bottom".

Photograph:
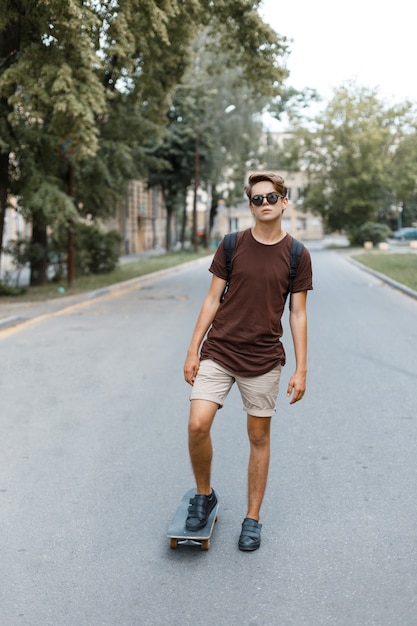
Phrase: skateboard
[{"left": 167, "top": 488, "right": 220, "bottom": 550}]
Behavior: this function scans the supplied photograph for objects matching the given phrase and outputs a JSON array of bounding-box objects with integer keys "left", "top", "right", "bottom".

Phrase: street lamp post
[
  {"left": 192, "top": 105, "right": 235, "bottom": 252},
  {"left": 67, "top": 164, "right": 74, "bottom": 289},
  {"left": 192, "top": 133, "right": 200, "bottom": 252},
  {"left": 397, "top": 204, "right": 403, "bottom": 231}
]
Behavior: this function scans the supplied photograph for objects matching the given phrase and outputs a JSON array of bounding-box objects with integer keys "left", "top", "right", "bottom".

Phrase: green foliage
[
  {"left": 146, "top": 41, "right": 266, "bottom": 248},
  {"left": 50, "top": 222, "right": 122, "bottom": 276},
  {"left": 74, "top": 225, "right": 122, "bottom": 275},
  {"left": 3, "top": 235, "right": 51, "bottom": 287},
  {"left": 0, "top": 0, "right": 290, "bottom": 277},
  {"left": 0, "top": 281, "right": 27, "bottom": 296},
  {"left": 389, "top": 131, "right": 417, "bottom": 227},
  {"left": 4, "top": 236, "right": 47, "bottom": 269},
  {"left": 1, "top": 1, "right": 105, "bottom": 159},
  {"left": 0, "top": 248, "right": 209, "bottom": 302},
  {"left": 199, "top": 0, "right": 289, "bottom": 98},
  {"left": 22, "top": 180, "right": 77, "bottom": 224},
  {"left": 1, "top": 235, "right": 30, "bottom": 291},
  {"left": 3, "top": 237, "right": 30, "bottom": 269},
  {"left": 350, "top": 222, "right": 393, "bottom": 246},
  {"left": 288, "top": 82, "right": 417, "bottom": 235}
]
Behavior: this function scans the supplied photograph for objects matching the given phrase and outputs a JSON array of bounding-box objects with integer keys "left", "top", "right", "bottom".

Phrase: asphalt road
[{"left": 1, "top": 248, "right": 417, "bottom": 626}]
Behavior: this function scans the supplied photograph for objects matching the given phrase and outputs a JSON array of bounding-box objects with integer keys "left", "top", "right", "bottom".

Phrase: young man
[{"left": 183, "top": 172, "right": 313, "bottom": 551}]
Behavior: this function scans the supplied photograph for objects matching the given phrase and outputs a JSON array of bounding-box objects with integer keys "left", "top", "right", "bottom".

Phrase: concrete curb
[
  {"left": 3, "top": 252, "right": 415, "bottom": 333},
  {"left": 0, "top": 255, "right": 212, "bottom": 332},
  {"left": 347, "top": 256, "right": 417, "bottom": 301}
]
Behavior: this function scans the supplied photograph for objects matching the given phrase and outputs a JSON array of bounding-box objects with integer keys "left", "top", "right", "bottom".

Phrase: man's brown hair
[{"left": 244, "top": 172, "right": 288, "bottom": 200}]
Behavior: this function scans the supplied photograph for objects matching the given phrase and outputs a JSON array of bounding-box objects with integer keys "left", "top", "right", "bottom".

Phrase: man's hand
[
  {"left": 184, "top": 353, "right": 200, "bottom": 386},
  {"left": 286, "top": 371, "right": 306, "bottom": 404}
]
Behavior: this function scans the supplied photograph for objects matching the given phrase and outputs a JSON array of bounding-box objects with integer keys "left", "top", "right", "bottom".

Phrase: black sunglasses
[{"left": 250, "top": 193, "right": 283, "bottom": 206}]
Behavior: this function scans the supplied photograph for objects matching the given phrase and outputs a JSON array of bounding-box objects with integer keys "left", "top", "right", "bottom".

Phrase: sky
[{"left": 260, "top": 0, "right": 417, "bottom": 107}]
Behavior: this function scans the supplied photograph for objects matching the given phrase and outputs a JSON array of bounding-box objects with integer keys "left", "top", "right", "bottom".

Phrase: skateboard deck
[{"left": 167, "top": 488, "right": 220, "bottom": 550}]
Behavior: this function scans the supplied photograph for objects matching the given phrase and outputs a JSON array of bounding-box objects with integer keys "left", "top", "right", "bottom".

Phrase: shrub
[
  {"left": 0, "top": 280, "right": 27, "bottom": 296},
  {"left": 74, "top": 224, "right": 122, "bottom": 274},
  {"left": 49, "top": 223, "right": 122, "bottom": 276},
  {"left": 350, "top": 222, "right": 393, "bottom": 246}
]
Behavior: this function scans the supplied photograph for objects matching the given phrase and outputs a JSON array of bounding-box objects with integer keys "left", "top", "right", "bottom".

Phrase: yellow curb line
[
  {"left": 0, "top": 283, "right": 140, "bottom": 338},
  {"left": 0, "top": 255, "right": 212, "bottom": 339}
]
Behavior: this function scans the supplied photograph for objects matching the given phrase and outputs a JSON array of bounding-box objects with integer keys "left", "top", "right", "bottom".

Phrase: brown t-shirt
[{"left": 199, "top": 229, "right": 313, "bottom": 376}]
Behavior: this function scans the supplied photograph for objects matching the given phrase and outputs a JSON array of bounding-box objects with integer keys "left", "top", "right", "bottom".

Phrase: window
[
  {"left": 297, "top": 187, "right": 304, "bottom": 204},
  {"left": 229, "top": 217, "right": 238, "bottom": 231}
]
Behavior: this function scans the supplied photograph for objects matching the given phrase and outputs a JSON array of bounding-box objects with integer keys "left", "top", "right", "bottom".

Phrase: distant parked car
[{"left": 393, "top": 227, "right": 417, "bottom": 240}]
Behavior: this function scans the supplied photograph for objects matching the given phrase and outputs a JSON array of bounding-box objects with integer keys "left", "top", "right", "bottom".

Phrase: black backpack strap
[
  {"left": 220, "top": 231, "right": 237, "bottom": 302},
  {"left": 288, "top": 237, "right": 304, "bottom": 310}
]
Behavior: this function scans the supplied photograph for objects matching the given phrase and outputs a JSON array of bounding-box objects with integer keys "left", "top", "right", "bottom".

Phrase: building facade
[
  {"left": 213, "top": 169, "right": 323, "bottom": 242},
  {"left": 0, "top": 180, "right": 169, "bottom": 282},
  {"left": 107, "top": 180, "right": 168, "bottom": 254},
  {"left": 0, "top": 197, "right": 31, "bottom": 279}
]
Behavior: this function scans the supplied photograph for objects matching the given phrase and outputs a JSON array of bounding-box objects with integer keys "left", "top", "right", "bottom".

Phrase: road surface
[{"left": 1, "top": 248, "right": 416, "bottom": 625}]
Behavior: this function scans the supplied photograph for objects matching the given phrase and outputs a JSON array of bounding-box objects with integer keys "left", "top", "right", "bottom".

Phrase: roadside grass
[
  {"left": 0, "top": 249, "right": 212, "bottom": 303},
  {"left": 353, "top": 252, "right": 417, "bottom": 292},
  {"left": 2, "top": 246, "right": 416, "bottom": 304}
]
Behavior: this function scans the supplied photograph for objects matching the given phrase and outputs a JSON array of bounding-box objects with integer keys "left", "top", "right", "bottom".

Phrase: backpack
[{"left": 220, "top": 231, "right": 304, "bottom": 310}]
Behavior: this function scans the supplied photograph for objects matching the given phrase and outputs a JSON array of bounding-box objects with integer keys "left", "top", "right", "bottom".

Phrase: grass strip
[
  {"left": 0, "top": 249, "right": 212, "bottom": 303},
  {"left": 353, "top": 252, "right": 417, "bottom": 292}
]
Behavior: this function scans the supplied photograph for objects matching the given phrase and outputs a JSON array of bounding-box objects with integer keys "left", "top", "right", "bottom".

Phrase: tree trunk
[
  {"left": 209, "top": 187, "right": 219, "bottom": 237},
  {"left": 30, "top": 213, "right": 48, "bottom": 286},
  {"left": 165, "top": 206, "right": 172, "bottom": 251},
  {"left": 0, "top": 151, "right": 8, "bottom": 276},
  {"left": 180, "top": 198, "right": 187, "bottom": 250}
]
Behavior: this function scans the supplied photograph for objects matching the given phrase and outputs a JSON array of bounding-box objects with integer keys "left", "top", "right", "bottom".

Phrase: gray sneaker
[
  {"left": 238, "top": 518, "right": 262, "bottom": 551},
  {"left": 185, "top": 491, "right": 217, "bottom": 531}
]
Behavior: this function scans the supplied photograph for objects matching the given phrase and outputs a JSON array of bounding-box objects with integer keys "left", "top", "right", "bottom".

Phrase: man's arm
[
  {"left": 287, "top": 290, "right": 308, "bottom": 404},
  {"left": 184, "top": 274, "right": 226, "bottom": 386}
]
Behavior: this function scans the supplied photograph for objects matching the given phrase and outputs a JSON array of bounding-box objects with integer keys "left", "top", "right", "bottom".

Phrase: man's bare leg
[
  {"left": 245, "top": 414, "right": 272, "bottom": 520},
  {"left": 188, "top": 399, "right": 218, "bottom": 495}
]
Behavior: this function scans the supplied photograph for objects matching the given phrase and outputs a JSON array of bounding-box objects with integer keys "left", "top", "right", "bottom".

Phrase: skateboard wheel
[
  {"left": 201, "top": 539, "right": 210, "bottom": 550},
  {"left": 169, "top": 538, "right": 178, "bottom": 549}
]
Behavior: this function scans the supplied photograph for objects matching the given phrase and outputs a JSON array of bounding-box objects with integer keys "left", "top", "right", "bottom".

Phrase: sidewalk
[
  {"left": 2, "top": 244, "right": 416, "bottom": 332},
  {"left": 0, "top": 249, "right": 167, "bottom": 331}
]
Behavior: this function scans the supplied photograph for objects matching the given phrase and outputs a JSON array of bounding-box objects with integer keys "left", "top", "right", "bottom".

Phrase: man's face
[{"left": 249, "top": 181, "right": 288, "bottom": 222}]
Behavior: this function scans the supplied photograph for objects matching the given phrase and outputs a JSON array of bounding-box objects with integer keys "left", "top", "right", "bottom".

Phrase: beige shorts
[{"left": 190, "top": 359, "right": 282, "bottom": 417}]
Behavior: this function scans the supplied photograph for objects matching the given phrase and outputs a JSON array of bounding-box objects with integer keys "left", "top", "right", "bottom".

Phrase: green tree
[
  {"left": 0, "top": 0, "right": 106, "bottom": 283},
  {"left": 147, "top": 16, "right": 287, "bottom": 250},
  {"left": 288, "top": 83, "right": 417, "bottom": 239},
  {"left": 147, "top": 94, "right": 196, "bottom": 250},
  {"left": 147, "top": 72, "right": 261, "bottom": 250},
  {"left": 83, "top": 0, "right": 202, "bottom": 204},
  {"left": 0, "top": 13, "right": 19, "bottom": 278},
  {"left": 0, "top": 0, "right": 199, "bottom": 283},
  {"left": 1, "top": 0, "right": 289, "bottom": 281},
  {"left": 199, "top": 0, "right": 288, "bottom": 97},
  {"left": 390, "top": 130, "right": 417, "bottom": 228}
]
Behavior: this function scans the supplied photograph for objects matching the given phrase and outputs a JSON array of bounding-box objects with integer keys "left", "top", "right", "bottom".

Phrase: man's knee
[
  {"left": 188, "top": 418, "right": 210, "bottom": 441},
  {"left": 188, "top": 400, "right": 218, "bottom": 440},
  {"left": 247, "top": 416, "right": 271, "bottom": 447}
]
